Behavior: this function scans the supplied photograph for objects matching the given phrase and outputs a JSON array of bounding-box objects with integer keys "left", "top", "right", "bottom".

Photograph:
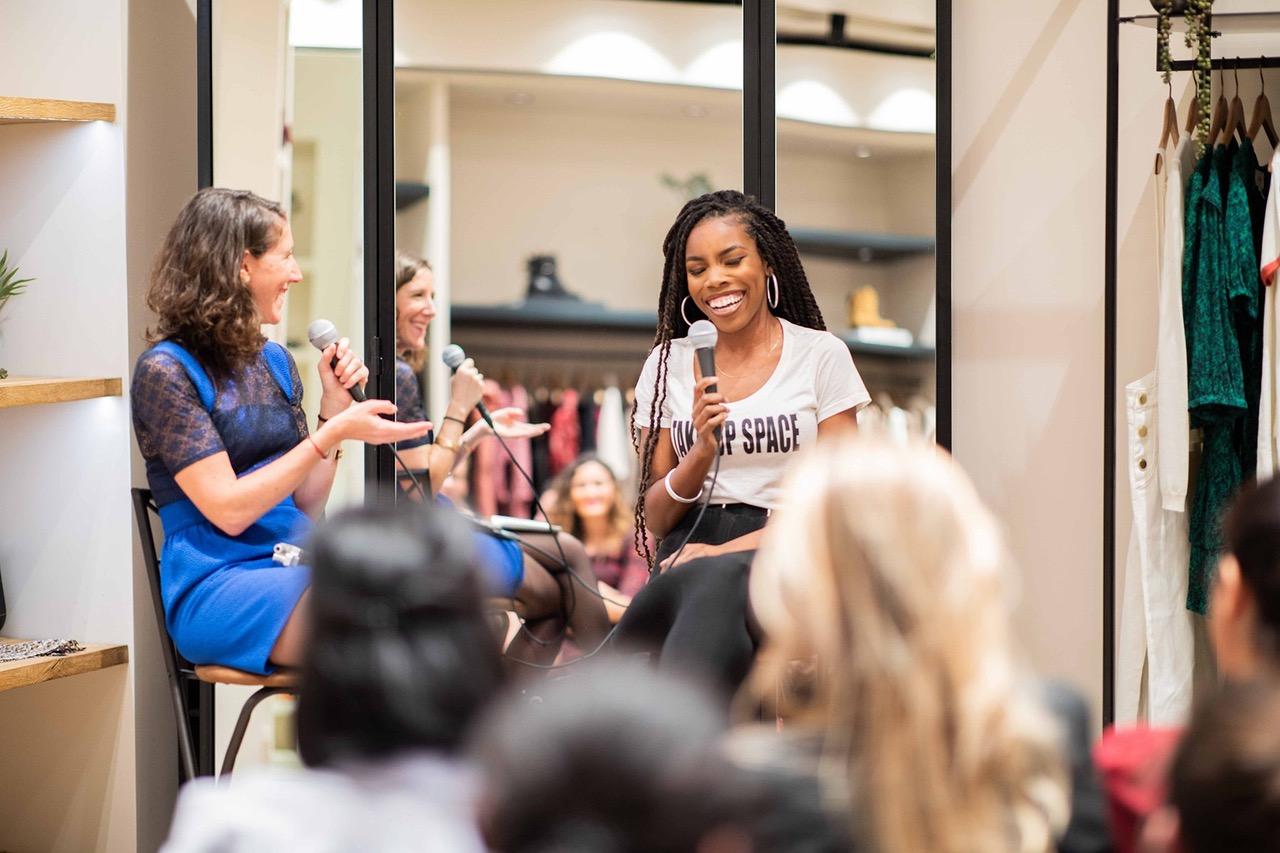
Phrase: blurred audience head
[
  {"left": 471, "top": 663, "right": 761, "bottom": 853},
  {"left": 1213, "top": 475, "right": 1280, "bottom": 678},
  {"left": 547, "top": 455, "right": 629, "bottom": 542},
  {"left": 296, "top": 501, "right": 503, "bottom": 767},
  {"left": 748, "top": 436, "right": 1067, "bottom": 853},
  {"left": 1169, "top": 679, "right": 1280, "bottom": 853}
]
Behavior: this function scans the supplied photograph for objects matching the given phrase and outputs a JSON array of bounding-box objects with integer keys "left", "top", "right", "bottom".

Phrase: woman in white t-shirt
[{"left": 612, "top": 189, "right": 869, "bottom": 698}]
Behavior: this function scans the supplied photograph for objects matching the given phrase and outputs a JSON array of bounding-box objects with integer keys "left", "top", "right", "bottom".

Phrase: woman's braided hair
[{"left": 632, "top": 190, "right": 826, "bottom": 568}]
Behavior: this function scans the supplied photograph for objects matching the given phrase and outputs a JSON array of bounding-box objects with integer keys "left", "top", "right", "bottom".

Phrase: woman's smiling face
[
  {"left": 396, "top": 267, "right": 437, "bottom": 352},
  {"left": 684, "top": 215, "right": 771, "bottom": 333}
]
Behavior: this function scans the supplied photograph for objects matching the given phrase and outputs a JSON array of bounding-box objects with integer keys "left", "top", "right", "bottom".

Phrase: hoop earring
[
  {"left": 681, "top": 296, "right": 696, "bottom": 326},
  {"left": 767, "top": 274, "right": 779, "bottom": 310}
]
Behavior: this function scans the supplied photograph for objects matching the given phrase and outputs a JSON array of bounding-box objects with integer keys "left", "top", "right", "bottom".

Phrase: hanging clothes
[
  {"left": 594, "top": 385, "right": 635, "bottom": 498},
  {"left": 1184, "top": 142, "right": 1263, "bottom": 614},
  {"left": 548, "top": 389, "right": 581, "bottom": 475},
  {"left": 1117, "top": 136, "right": 1196, "bottom": 725},
  {"left": 1259, "top": 145, "right": 1280, "bottom": 476},
  {"left": 500, "top": 385, "right": 536, "bottom": 518}
]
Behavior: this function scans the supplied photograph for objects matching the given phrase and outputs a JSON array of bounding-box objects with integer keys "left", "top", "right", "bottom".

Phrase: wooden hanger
[
  {"left": 1217, "top": 64, "right": 1248, "bottom": 148},
  {"left": 1209, "top": 66, "right": 1230, "bottom": 145},
  {"left": 1159, "top": 77, "right": 1180, "bottom": 151},
  {"left": 1185, "top": 72, "right": 1201, "bottom": 134},
  {"left": 1249, "top": 62, "right": 1279, "bottom": 149}
]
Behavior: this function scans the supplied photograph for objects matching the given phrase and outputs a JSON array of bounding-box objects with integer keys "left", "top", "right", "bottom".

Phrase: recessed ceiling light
[
  {"left": 855, "top": 145, "right": 873, "bottom": 159},
  {"left": 505, "top": 92, "right": 534, "bottom": 106},
  {"left": 683, "top": 104, "right": 709, "bottom": 119}
]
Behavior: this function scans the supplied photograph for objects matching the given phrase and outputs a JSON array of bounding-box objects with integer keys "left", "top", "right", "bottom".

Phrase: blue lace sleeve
[
  {"left": 394, "top": 358, "right": 431, "bottom": 449},
  {"left": 131, "top": 349, "right": 227, "bottom": 475},
  {"left": 287, "top": 352, "right": 308, "bottom": 437}
]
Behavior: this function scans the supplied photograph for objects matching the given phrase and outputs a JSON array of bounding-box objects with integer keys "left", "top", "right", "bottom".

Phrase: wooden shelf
[
  {"left": 453, "top": 302, "right": 657, "bottom": 333},
  {"left": 0, "top": 96, "right": 116, "bottom": 125},
  {"left": 0, "top": 640, "right": 128, "bottom": 693},
  {"left": 0, "top": 376, "right": 123, "bottom": 409},
  {"left": 842, "top": 335, "right": 936, "bottom": 361},
  {"left": 791, "top": 228, "right": 934, "bottom": 263}
]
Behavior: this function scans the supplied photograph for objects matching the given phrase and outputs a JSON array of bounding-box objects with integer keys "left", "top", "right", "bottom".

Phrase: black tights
[{"left": 610, "top": 505, "right": 767, "bottom": 700}]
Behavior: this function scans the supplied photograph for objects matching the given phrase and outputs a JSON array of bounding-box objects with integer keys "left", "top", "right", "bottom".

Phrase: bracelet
[
  {"left": 434, "top": 435, "right": 461, "bottom": 453},
  {"left": 306, "top": 434, "right": 328, "bottom": 460},
  {"left": 664, "top": 470, "right": 703, "bottom": 504},
  {"left": 442, "top": 414, "right": 468, "bottom": 428}
]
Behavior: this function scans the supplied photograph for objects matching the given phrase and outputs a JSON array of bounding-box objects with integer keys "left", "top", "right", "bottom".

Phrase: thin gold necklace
[{"left": 714, "top": 320, "right": 780, "bottom": 378}]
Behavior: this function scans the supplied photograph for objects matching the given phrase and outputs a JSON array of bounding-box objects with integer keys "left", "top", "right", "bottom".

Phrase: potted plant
[
  {"left": 0, "top": 249, "right": 34, "bottom": 380},
  {"left": 1153, "top": 0, "right": 1215, "bottom": 149}
]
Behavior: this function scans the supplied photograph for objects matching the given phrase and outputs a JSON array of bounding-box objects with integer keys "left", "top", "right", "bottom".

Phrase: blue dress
[
  {"left": 394, "top": 357, "right": 524, "bottom": 596},
  {"left": 132, "top": 341, "right": 311, "bottom": 674}
]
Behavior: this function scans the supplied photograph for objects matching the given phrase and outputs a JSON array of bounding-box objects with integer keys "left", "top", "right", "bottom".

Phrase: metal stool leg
[{"left": 218, "top": 686, "right": 291, "bottom": 781}]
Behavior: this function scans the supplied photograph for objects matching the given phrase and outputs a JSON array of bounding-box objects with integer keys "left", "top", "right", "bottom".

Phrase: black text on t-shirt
[{"left": 670, "top": 413, "right": 802, "bottom": 457}]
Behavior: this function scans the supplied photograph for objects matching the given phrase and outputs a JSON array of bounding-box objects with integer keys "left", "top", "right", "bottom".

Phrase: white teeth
[{"left": 708, "top": 293, "right": 743, "bottom": 310}]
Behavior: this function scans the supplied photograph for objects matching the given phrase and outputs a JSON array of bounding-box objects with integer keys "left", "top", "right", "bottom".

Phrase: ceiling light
[{"left": 855, "top": 145, "right": 872, "bottom": 159}]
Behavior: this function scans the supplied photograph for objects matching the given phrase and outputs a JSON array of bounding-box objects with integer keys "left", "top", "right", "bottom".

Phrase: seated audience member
[
  {"left": 546, "top": 455, "right": 652, "bottom": 622},
  {"left": 471, "top": 663, "right": 851, "bottom": 853},
  {"left": 162, "top": 502, "right": 502, "bottom": 852},
  {"left": 1096, "top": 475, "right": 1280, "bottom": 851},
  {"left": 1165, "top": 679, "right": 1280, "bottom": 853},
  {"left": 743, "top": 437, "right": 1070, "bottom": 853}
]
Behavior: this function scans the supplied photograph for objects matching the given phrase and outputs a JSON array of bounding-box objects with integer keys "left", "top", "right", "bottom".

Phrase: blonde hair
[{"left": 748, "top": 437, "right": 1067, "bottom": 853}]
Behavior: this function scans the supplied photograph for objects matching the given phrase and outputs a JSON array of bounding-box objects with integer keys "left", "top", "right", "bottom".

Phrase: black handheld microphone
[
  {"left": 687, "top": 319, "right": 721, "bottom": 440},
  {"left": 442, "top": 344, "right": 495, "bottom": 429},
  {"left": 307, "top": 319, "right": 366, "bottom": 402}
]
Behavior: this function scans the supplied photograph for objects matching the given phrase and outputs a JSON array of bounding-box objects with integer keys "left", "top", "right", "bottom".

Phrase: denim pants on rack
[{"left": 1116, "top": 373, "right": 1195, "bottom": 725}]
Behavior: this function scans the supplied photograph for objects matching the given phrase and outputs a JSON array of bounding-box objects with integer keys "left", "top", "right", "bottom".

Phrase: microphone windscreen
[
  {"left": 307, "top": 319, "right": 340, "bottom": 351},
  {"left": 687, "top": 319, "right": 718, "bottom": 349},
  {"left": 442, "top": 344, "right": 466, "bottom": 370}
]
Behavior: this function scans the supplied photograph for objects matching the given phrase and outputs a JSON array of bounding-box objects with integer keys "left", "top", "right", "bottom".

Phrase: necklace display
[{"left": 713, "top": 319, "right": 780, "bottom": 379}]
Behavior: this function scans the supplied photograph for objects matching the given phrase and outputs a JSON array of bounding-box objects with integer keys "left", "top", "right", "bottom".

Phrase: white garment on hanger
[
  {"left": 1257, "top": 146, "right": 1280, "bottom": 478},
  {"left": 1116, "top": 374, "right": 1194, "bottom": 725},
  {"left": 595, "top": 385, "right": 634, "bottom": 494},
  {"left": 1156, "top": 135, "right": 1193, "bottom": 512}
]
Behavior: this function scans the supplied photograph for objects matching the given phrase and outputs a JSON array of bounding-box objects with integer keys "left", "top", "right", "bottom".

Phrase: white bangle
[{"left": 664, "top": 470, "right": 703, "bottom": 504}]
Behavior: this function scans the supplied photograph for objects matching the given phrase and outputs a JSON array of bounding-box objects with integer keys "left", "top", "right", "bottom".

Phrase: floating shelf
[
  {"left": 0, "top": 641, "right": 128, "bottom": 693},
  {"left": 0, "top": 376, "right": 123, "bottom": 409},
  {"left": 791, "top": 228, "right": 934, "bottom": 263},
  {"left": 452, "top": 302, "right": 657, "bottom": 333},
  {"left": 1120, "top": 12, "right": 1280, "bottom": 36},
  {"left": 840, "top": 333, "right": 936, "bottom": 361},
  {"left": 0, "top": 96, "right": 116, "bottom": 125}
]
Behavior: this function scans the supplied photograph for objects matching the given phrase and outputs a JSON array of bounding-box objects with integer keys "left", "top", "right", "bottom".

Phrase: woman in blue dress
[
  {"left": 131, "top": 188, "right": 431, "bottom": 673},
  {"left": 389, "top": 251, "right": 612, "bottom": 666}
]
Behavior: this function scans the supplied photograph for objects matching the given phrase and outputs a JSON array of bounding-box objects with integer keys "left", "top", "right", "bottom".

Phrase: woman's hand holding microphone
[{"left": 311, "top": 337, "right": 432, "bottom": 454}]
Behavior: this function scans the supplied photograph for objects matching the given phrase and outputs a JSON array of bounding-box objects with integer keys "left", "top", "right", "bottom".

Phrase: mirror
[
  {"left": 392, "top": 0, "right": 744, "bottom": 511},
  {"left": 776, "top": 1, "right": 938, "bottom": 444},
  {"left": 212, "top": 0, "right": 366, "bottom": 508}
]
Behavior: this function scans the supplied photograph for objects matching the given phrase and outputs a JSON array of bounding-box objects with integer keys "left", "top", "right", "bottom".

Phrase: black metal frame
[{"left": 198, "top": 0, "right": 953, "bottom": 467}]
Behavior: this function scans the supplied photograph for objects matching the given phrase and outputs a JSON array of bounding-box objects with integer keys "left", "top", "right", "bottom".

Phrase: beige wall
[
  {"left": 125, "top": 1, "right": 197, "bottom": 848},
  {"left": 951, "top": 0, "right": 1109, "bottom": 720}
]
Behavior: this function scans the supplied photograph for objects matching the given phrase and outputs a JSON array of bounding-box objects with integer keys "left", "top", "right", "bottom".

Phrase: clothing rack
[{"left": 1105, "top": 6, "right": 1280, "bottom": 724}]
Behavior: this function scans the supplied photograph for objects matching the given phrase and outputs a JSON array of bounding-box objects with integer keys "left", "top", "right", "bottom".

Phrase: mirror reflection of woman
[
  {"left": 131, "top": 188, "right": 431, "bottom": 674},
  {"left": 391, "top": 252, "right": 611, "bottom": 667},
  {"left": 546, "top": 456, "right": 652, "bottom": 623}
]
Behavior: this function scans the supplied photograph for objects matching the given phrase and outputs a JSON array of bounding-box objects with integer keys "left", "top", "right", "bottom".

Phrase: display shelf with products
[
  {"left": 0, "top": 96, "right": 116, "bottom": 125},
  {"left": 0, "top": 640, "right": 128, "bottom": 693}
]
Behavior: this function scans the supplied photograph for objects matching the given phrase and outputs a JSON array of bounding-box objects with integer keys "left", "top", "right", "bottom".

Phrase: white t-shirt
[
  {"left": 1258, "top": 145, "right": 1280, "bottom": 478},
  {"left": 161, "top": 752, "right": 485, "bottom": 853},
  {"left": 633, "top": 318, "right": 870, "bottom": 509}
]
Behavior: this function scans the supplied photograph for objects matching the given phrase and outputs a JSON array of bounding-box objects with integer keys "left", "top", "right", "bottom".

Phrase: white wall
[{"left": 0, "top": 1, "right": 136, "bottom": 849}]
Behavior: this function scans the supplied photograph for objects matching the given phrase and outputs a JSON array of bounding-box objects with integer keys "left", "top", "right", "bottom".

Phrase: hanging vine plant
[{"left": 1185, "top": 0, "right": 1215, "bottom": 149}]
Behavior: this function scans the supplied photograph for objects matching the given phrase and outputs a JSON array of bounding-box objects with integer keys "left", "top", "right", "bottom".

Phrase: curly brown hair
[
  {"left": 545, "top": 455, "right": 632, "bottom": 547},
  {"left": 394, "top": 250, "right": 432, "bottom": 372},
  {"left": 146, "top": 187, "right": 287, "bottom": 380}
]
